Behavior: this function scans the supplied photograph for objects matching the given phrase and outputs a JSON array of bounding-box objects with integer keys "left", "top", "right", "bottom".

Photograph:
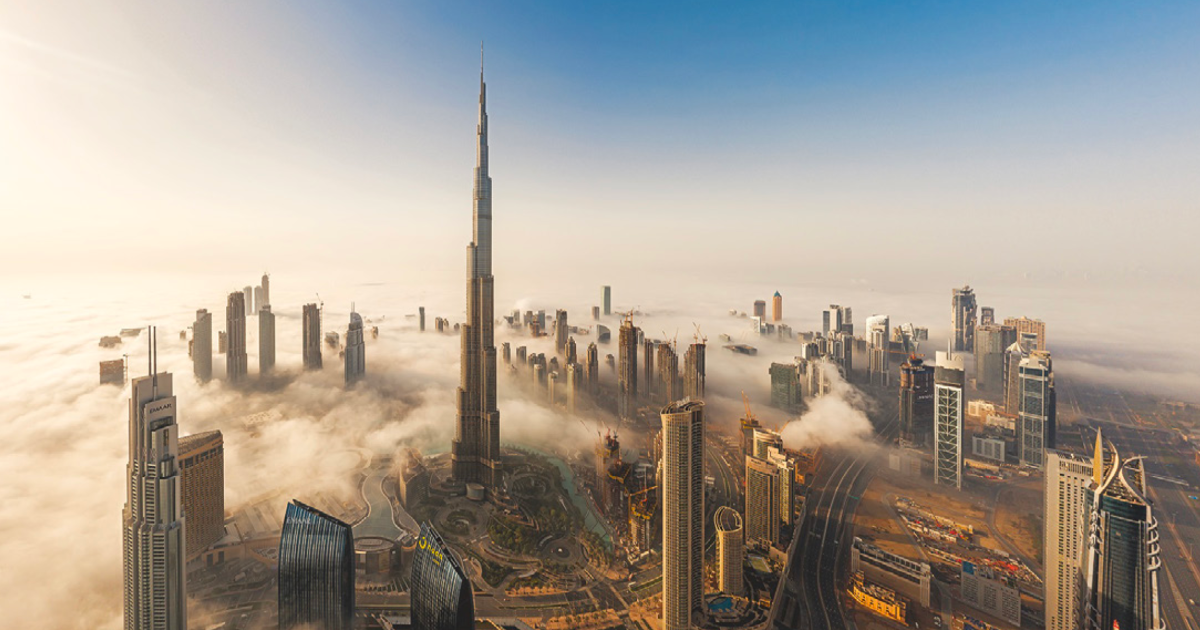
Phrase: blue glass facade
[
  {"left": 1084, "top": 450, "right": 1163, "bottom": 630},
  {"left": 411, "top": 522, "right": 474, "bottom": 630},
  {"left": 278, "top": 501, "right": 355, "bottom": 630}
]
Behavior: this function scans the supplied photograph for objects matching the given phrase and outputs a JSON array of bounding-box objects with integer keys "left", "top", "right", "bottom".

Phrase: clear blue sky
[{"left": 2, "top": 1, "right": 1197, "bottom": 286}]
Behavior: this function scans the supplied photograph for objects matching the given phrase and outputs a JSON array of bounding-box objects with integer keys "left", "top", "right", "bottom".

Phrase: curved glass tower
[
  {"left": 277, "top": 500, "right": 355, "bottom": 630},
  {"left": 411, "top": 522, "right": 474, "bottom": 630}
]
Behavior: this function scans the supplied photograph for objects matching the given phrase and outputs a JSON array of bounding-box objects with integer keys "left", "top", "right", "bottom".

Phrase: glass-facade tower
[
  {"left": 411, "top": 522, "right": 475, "bottom": 630},
  {"left": 278, "top": 500, "right": 355, "bottom": 630}
]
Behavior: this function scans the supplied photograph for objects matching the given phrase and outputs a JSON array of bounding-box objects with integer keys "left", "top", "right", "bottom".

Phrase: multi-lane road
[{"left": 769, "top": 407, "right": 898, "bottom": 630}]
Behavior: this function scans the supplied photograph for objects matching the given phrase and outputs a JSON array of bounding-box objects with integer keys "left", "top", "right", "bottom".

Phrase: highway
[{"left": 769, "top": 408, "right": 899, "bottom": 630}]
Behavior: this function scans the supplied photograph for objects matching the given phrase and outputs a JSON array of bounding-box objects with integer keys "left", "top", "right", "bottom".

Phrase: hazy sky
[{"left": 2, "top": 1, "right": 1197, "bottom": 287}]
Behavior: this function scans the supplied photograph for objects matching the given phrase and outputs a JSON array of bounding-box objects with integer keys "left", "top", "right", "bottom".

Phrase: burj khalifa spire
[{"left": 452, "top": 49, "right": 502, "bottom": 490}]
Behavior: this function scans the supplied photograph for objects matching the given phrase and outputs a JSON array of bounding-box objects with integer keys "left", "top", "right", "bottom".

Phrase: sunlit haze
[{"left": 2, "top": 3, "right": 1198, "bottom": 630}]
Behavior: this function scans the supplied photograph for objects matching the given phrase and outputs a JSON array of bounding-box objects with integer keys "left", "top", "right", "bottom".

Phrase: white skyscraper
[
  {"left": 123, "top": 330, "right": 187, "bottom": 630},
  {"left": 866, "top": 313, "right": 890, "bottom": 386},
  {"left": 1044, "top": 448, "right": 1095, "bottom": 630},
  {"left": 934, "top": 350, "right": 965, "bottom": 490},
  {"left": 661, "top": 400, "right": 705, "bottom": 630}
]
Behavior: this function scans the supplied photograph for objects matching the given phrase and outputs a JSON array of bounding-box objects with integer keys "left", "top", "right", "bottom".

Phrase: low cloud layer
[
  {"left": 780, "top": 361, "right": 876, "bottom": 451},
  {"left": 1, "top": 270, "right": 1194, "bottom": 629}
]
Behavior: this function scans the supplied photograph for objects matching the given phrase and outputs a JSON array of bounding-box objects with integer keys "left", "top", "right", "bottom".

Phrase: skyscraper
[
  {"left": 866, "top": 314, "right": 890, "bottom": 386},
  {"left": 122, "top": 331, "right": 187, "bottom": 630},
  {"left": 823, "top": 304, "right": 853, "bottom": 336},
  {"left": 585, "top": 342, "right": 599, "bottom": 394},
  {"left": 1082, "top": 436, "right": 1163, "bottom": 630},
  {"left": 772, "top": 291, "right": 783, "bottom": 322},
  {"left": 602, "top": 285, "right": 612, "bottom": 316},
  {"left": 260, "top": 272, "right": 270, "bottom": 307},
  {"left": 714, "top": 506, "right": 744, "bottom": 596},
  {"left": 745, "top": 455, "right": 782, "bottom": 546},
  {"left": 899, "top": 356, "right": 935, "bottom": 446},
  {"left": 1003, "top": 340, "right": 1031, "bottom": 414},
  {"left": 451, "top": 61, "right": 502, "bottom": 490},
  {"left": 193, "top": 308, "right": 212, "bottom": 383},
  {"left": 411, "top": 522, "right": 475, "bottom": 630},
  {"left": 683, "top": 342, "right": 705, "bottom": 399},
  {"left": 243, "top": 285, "right": 254, "bottom": 316},
  {"left": 934, "top": 351, "right": 965, "bottom": 490},
  {"left": 179, "top": 430, "right": 224, "bottom": 558},
  {"left": 952, "top": 285, "right": 978, "bottom": 352},
  {"left": 566, "top": 362, "right": 583, "bottom": 413},
  {"left": 259, "top": 305, "right": 275, "bottom": 374},
  {"left": 644, "top": 339, "right": 657, "bottom": 402},
  {"left": 1004, "top": 316, "right": 1047, "bottom": 351},
  {"left": 302, "top": 303, "right": 322, "bottom": 370},
  {"left": 753, "top": 299, "right": 767, "bottom": 320},
  {"left": 226, "top": 291, "right": 247, "bottom": 383},
  {"left": 660, "top": 401, "right": 704, "bottom": 630},
  {"left": 1018, "top": 351, "right": 1055, "bottom": 469},
  {"left": 419, "top": 306, "right": 426, "bottom": 332},
  {"left": 278, "top": 500, "right": 355, "bottom": 630},
  {"left": 1045, "top": 449, "right": 1095, "bottom": 630},
  {"left": 554, "top": 309, "right": 568, "bottom": 354},
  {"left": 345, "top": 309, "right": 366, "bottom": 386},
  {"left": 974, "top": 323, "right": 1017, "bottom": 392},
  {"left": 657, "top": 342, "right": 680, "bottom": 403},
  {"left": 565, "top": 336, "right": 577, "bottom": 366},
  {"left": 618, "top": 316, "right": 639, "bottom": 420}
]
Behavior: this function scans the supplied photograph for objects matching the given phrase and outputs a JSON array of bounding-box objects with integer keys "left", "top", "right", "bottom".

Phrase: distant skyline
[{"left": 2, "top": 2, "right": 1197, "bottom": 286}]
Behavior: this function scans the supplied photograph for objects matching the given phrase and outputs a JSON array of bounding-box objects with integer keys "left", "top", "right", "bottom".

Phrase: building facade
[
  {"left": 451, "top": 64, "right": 503, "bottom": 490},
  {"left": 974, "top": 323, "right": 1016, "bottom": 392},
  {"left": 277, "top": 500, "right": 355, "bottom": 630},
  {"left": 303, "top": 303, "right": 322, "bottom": 370},
  {"left": 1044, "top": 450, "right": 1095, "bottom": 630},
  {"left": 259, "top": 305, "right": 275, "bottom": 374},
  {"left": 345, "top": 310, "right": 366, "bottom": 386},
  {"left": 771, "top": 291, "right": 783, "bottom": 322},
  {"left": 952, "top": 285, "right": 978, "bottom": 352},
  {"left": 683, "top": 342, "right": 705, "bottom": 399},
  {"left": 899, "top": 356, "right": 934, "bottom": 446},
  {"left": 1018, "top": 351, "right": 1055, "bottom": 469},
  {"left": 193, "top": 309, "right": 212, "bottom": 382},
  {"left": 602, "top": 285, "right": 611, "bottom": 316},
  {"left": 714, "top": 506, "right": 744, "bottom": 596},
  {"left": 617, "top": 317, "right": 639, "bottom": 420},
  {"left": 1082, "top": 437, "right": 1164, "bottom": 630},
  {"left": 1003, "top": 316, "right": 1046, "bottom": 351},
  {"left": 661, "top": 401, "right": 705, "bottom": 630},
  {"left": 225, "top": 291, "right": 247, "bottom": 383},
  {"left": 866, "top": 314, "right": 890, "bottom": 386},
  {"left": 934, "top": 351, "right": 965, "bottom": 490},
  {"left": 411, "top": 522, "right": 475, "bottom": 630},
  {"left": 179, "top": 430, "right": 224, "bottom": 558},
  {"left": 122, "top": 339, "right": 187, "bottom": 630}
]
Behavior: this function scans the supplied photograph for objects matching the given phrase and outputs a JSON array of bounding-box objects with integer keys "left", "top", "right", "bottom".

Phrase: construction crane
[
  {"left": 693, "top": 323, "right": 707, "bottom": 345},
  {"left": 741, "top": 391, "right": 757, "bottom": 424}
]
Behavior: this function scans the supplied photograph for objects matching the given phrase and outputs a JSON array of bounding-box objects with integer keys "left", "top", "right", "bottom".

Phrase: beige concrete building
[
  {"left": 660, "top": 401, "right": 705, "bottom": 630},
  {"left": 179, "top": 430, "right": 224, "bottom": 558},
  {"left": 714, "top": 506, "right": 744, "bottom": 596}
]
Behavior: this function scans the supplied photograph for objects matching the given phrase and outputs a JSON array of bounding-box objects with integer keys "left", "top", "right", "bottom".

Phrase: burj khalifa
[{"left": 451, "top": 55, "right": 502, "bottom": 490}]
